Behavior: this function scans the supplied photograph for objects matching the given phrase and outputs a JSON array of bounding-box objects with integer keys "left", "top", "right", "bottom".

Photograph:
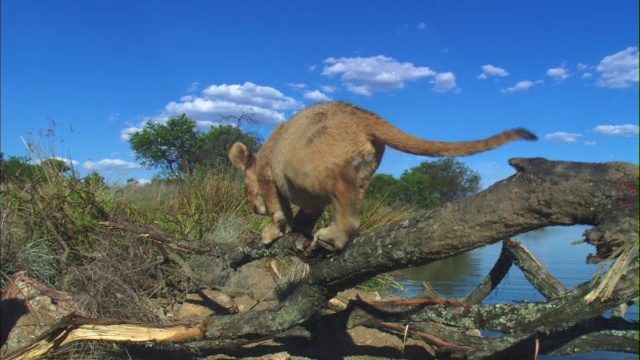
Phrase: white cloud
[
  {"left": 584, "top": 141, "right": 597, "bottom": 146},
  {"left": 321, "top": 55, "right": 440, "bottom": 95},
  {"left": 478, "top": 64, "right": 509, "bottom": 79},
  {"left": 501, "top": 80, "right": 535, "bottom": 93},
  {"left": 595, "top": 47, "right": 639, "bottom": 88},
  {"left": 188, "top": 82, "right": 200, "bottom": 92},
  {"left": 577, "top": 63, "right": 590, "bottom": 71},
  {"left": 593, "top": 124, "right": 639, "bottom": 136},
  {"left": 165, "top": 99, "right": 291, "bottom": 125},
  {"left": 120, "top": 124, "right": 143, "bottom": 141},
  {"left": 107, "top": 112, "right": 119, "bottom": 123},
  {"left": 546, "top": 66, "right": 570, "bottom": 81},
  {"left": 577, "top": 63, "right": 593, "bottom": 80},
  {"left": 164, "top": 82, "right": 301, "bottom": 125},
  {"left": 35, "top": 157, "right": 79, "bottom": 168},
  {"left": 345, "top": 83, "right": 372, "bottom": 96},
  {"left": 121, "top": 82, "right": 301, "bottom": 140},
  {"left": 321, "top": 85, "right": 336, "bottom": 93},
  {"left": 287, "top": 83, "right": 307, "bottom": 90},
  {"left": 136, "top": 178, "right": 151, "bottom": 186},
  {"left": 417, "top": 22, "right": 426, "bottom": 29},
  {"left": 84, "top": 158, "right": 141, "bottom": 171},
  {"left": 200, "top": 82, "right": 299, "bottom": 110},
  {"left": 544, "top": 132, "right": 583, "bottom": 143},
  {"left": 431, "top": 72, "right": 458, "bottom": 93},
  {"left": 303, "top": 90, "right": 332, "bottom": 102}
]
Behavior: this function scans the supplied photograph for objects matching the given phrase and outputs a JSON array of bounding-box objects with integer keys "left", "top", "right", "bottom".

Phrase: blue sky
[{"left": 2, "top": 0, "right": 638, "bottom": 186}]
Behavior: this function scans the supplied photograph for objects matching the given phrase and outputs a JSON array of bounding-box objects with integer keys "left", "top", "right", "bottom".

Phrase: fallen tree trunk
[{"left": 7, "top": 158, "right": 638, "bottom": 359}]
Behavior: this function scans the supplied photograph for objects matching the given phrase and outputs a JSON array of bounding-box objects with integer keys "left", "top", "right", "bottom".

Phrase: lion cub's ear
[{"left": 228, "top": 142, "right": 254, "bottom": 171}]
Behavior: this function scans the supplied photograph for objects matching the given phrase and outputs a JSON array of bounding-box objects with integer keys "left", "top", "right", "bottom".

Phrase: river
[{"left": 391, "top": 225, "right": 638, "bottom": 359}]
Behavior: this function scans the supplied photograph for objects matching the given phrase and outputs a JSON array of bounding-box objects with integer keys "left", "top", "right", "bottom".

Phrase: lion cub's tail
[{"left": 369, "top": 117, "right": 537, "bottom": 157}]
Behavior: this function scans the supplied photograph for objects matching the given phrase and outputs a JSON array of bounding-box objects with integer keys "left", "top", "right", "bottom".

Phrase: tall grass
[
  {"left": 0, "top": 211, "right": 58, "bottom": 288},
  {"left": 130, "top": 170, "right": 255, "bottom": 242},
  {"left": 1, "top": 126, "right": 112, "bottom": 287}
]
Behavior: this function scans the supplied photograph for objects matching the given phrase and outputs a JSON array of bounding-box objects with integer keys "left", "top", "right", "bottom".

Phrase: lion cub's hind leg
[{"left": 312, "top": 170, "right": 361, "bottom": 252}]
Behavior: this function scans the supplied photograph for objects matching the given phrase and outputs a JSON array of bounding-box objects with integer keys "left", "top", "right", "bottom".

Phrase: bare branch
[
  {"left": 504, "top": 238, "right": 568, "bottom": 299},
  {"left": 463, "top": 240, "right": 513, "bottom": 303}
]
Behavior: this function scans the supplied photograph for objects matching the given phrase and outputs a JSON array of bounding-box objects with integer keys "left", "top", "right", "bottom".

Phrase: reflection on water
[
  {"left": 392, "top": 226, "right": 638, "bottom": 360},
  {"left": 394, "top": 250, "right": 484, "bottom": 299}
]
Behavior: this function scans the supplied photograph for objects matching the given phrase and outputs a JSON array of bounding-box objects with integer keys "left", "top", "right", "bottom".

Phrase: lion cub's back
[{"left": 272, "top": 102, "right": 369, "bottom": 163}]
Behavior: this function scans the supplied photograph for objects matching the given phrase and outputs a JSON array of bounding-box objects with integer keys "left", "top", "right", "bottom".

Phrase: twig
[
  {"left": 379, "top": 322, "right": 475, "bottom": 353},
  {"left": 100, "top": 221, "right": 220, "bottom": 255},
  {"left": 415, "top": 282, "right": 443, "bottom": 300}
]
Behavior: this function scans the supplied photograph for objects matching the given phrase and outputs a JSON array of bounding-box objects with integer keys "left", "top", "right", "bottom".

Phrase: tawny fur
[{"left": 229, "top": 102, "right": 537, "bottom": 252}]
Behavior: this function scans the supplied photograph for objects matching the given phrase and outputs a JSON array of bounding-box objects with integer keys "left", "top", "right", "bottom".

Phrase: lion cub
[{"left": 229, "top": 102, "right": 536, "bottom": 252}]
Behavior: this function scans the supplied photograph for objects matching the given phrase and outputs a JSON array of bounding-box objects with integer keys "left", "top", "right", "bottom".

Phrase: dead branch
[
  {"left": 345, "top": 263, "right": 637, "bottom": 335},
  {"left": 504, "top": 238, "right": 568, "bottom": 298},
  {"left": 99, "top": 221, "right": 228, "bottom": 255},
  {"left": 4, "top": 316, "right": 206, "bottom": 360},
  {"left": 463, "top": 240, "right": 513, "bottom": 303},
  {"left": 98, "top": 220, "right": 307, "bottom": 268},
  {"left": 391, "top": 321, "right": 638, "bottom": 359}
]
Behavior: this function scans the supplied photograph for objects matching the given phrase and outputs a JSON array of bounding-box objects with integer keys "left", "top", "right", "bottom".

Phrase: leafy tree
[
  {"left": 368, "top": 174, "right": 398, "bottom": 196},
  {"left": 0, "top": 154, "right": 43, "bottom": 183},
  {"left": 396, "top": 170, "right": 441, "bottom": 208},
  {"left": 129, "top": 113, "right": 261, "bottom": 178},
  {"left": 129, "top": 114, "right": 201, "bottom": 178},
  {"left": 368, "top": 157, "right": 480, "bottom": 209},
  {"left": 414, "top": 157, "right": 480, "bottom": 203},
  {"left": 83, "top": 172, "right": 107, "bottom": 189},
  {"left": 41, "top": 158, "right": 71, "bottom": 175},
  {"left": 198, "top": 125, "right": 262, "bottom": 169},
  {"left": 0, "top": 154, "right": 72, "bottom": 185}
]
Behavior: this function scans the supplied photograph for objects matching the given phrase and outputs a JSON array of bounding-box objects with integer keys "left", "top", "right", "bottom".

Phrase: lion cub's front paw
[
  {"left": 261, "top": 223, "right": 284, "bottom": 245},
  {"left": 312, "top": 227, "right": 349, "bottom": 252}
]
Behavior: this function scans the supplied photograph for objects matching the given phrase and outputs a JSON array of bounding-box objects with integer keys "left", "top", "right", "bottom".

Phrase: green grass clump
[{"left": 0, "top": 211, "right": 58, "bottom": 288}]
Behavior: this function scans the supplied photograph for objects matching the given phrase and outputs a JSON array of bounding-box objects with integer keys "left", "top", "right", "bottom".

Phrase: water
[{"left": 391, "top": 225, "right": 638, "bottom": 359}]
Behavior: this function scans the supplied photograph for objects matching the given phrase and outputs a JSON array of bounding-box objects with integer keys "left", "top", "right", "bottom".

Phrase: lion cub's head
[{"left": 229, "top": 142, "right": 267, "bottom": 215}]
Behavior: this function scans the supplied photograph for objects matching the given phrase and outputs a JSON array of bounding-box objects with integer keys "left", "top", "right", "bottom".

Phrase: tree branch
[
  {"left": 504, "top": 238, "right": 568, "bottom": 299},
  {"left": 463, "top": 240, "right": 513, "bottom": 303}
]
